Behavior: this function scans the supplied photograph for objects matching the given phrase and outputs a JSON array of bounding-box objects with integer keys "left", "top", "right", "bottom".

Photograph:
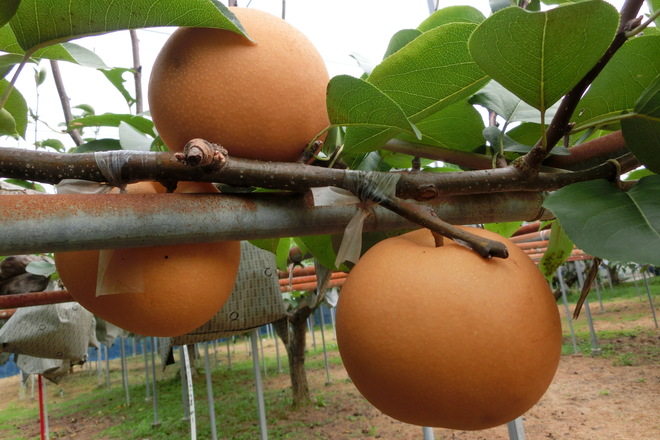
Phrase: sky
[{"left": 5, "top": 0, "right": 637, "bottom": 155}]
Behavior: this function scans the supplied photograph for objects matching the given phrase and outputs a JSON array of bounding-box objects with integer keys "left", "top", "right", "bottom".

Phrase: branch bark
[{"left": 0, "top": 144, "right": 639, "bottom": 201}]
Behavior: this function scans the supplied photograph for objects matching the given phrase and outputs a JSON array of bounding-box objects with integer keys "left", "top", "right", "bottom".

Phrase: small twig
[
  {"left": 50, "top": 60, "right": 84, "bottom": 146},
  {"left": 573, "top": 257, "right": 602, "bottom": 319},
  {"left": 129, "top": 30, "right": 143, "bottom": 114},
  {"left": 377, "top": 194, "right": 509, "bottom": 259}
]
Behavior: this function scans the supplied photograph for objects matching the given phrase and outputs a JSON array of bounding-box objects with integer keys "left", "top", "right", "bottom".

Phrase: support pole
[
  {"left": 507, "top": 418, "right": 526, "bottom": 440},
  {"left": 150, "top": 337, "right": 161, "bottom": 428},
  {"left": 641, "top": 271, "right": 659, "bottom": 329},
  {"left": 204, "top": 342, "right": 218, "bottom": 440},
  {"left": 557, "top": 268, "right": 579, "bottom": 354},
  {"left": 250, "top": 330, "right": 268, "bottom": 440}
]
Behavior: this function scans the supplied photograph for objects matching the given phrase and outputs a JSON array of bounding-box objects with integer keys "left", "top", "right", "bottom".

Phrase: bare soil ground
[{"left": 1, "top": 297, "right": 658, "bottom": 439}]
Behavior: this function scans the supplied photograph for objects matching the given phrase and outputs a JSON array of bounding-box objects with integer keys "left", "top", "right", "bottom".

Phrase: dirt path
[{"left": 0, "top": 297, "right": 658, "bottom": 439}]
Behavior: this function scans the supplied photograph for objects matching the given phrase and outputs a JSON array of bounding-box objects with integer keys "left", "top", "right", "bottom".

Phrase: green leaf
[
  {"left": 383, "top": 29, "right": 421, "bottom": 59},
  {"left": 543, "top": 176, "right": 660, "bottom": 265},
  {"left": 573, "top": 36, "right": 660, "bottom": 129},
  {"left": 621, "top": 75, "right": 660, "bottom": 173},
  {"left": 648, "top": 0, "right": 660, "bottom": 26},
  {"left": 249, "top": 238, "right": 279, "bottom": 256},
  {"left": 9, "top": 0, "right": 248, "bottom": 52},
  {"left": 275, "top": 237, "right": 292, "bottom": 271},
  {"left": 70, "top": 113, "right": 155, "bottom": 136},
  {"left": 26, "top": 260, "right": 57, "bottom": 277},
  {"left": 0, "top": 107, "right": 16, "bottom": 137},
  {"left": 0, "top": 0, "right": 20, "bottom": 28},
  {"left": 469, "top": 1, "right": 619, "bottom": 111},
  {"left": 72, "top": 138, "right": 122, "bottom": 153},
  {"left": 0, "top": 25, "right": 108, "bottom": 68},
  {"left": 100, "top": 68, "right": 136, "bottom": 107},
  {"left": 483, "top": 125, "right": 569, "bottom": 156},
  {"left": 118, "top": 121, "right": 153, "bottom": 151},
  {"left": 295, "top": 235, "right": 338, "bottom": 271},
  {"left": 396, "top": 100, "right": 485, "bottom": 152},
  {"left": 484, "top": 221, "right": 523, "bottom": 238},
  {"left": 326, "top": 75, "right": 420, "bottom": 138},
  {"left": 417, "top": 6, "right": 485, "bottom": 32},
  {"left": 469, "top": 80, "right": 560, "bottom": 125},
  {"left": 539, "top": 221, "right": 574, "bottom": 281},
  {"left": 37, "top": 138, "right": 66, "bottom": 152},
  {"left": 0, "top": 78, "right": 27, "bottom": 137},
  {"left": 344, "top": 23, "right": 489, "bottom": 154},
  {"left": 2, "top": 178, "right": 46, "bottom": 192}
]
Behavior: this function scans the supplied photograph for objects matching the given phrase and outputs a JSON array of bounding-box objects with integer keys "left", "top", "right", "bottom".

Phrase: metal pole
[
  {"left": 104, "top": 344, "right": 111, "bottom": 389},
  {"left": 0, "top": 192, "right": 551, "bottom": 255},
  {"left": 250, "top": 330, "right": 268, "bottom": 440},
  {"left": 120, "top": 337, "right": 131, "bottom": 405},
  {"left": 308, "top": 315, "right": 317, "bottom": 350},
  {"left": 179, "top": 346, "right": 190, "bottom": 421},
  {"left": 641, "top": 271, "right": 659, "bottom": 329},
  {"left": 557, "top": 268, "right": 579, "bottom": 354},
  {"left": 274, "top": 326, "right": 282, "bottom": 373},
  {"left": 594, "top": 276, "right": 604, "bottom": 313},
  {"left": 150, "top": 337, "right": 161, "bottom": 427},
  {"left": 318, "top": 306, "right": 331, "bottom": 384},
  {"left": 259, "top": 329, "right": 267, "bottom": 378},
  {"left": 96, "top": 345, "right": 103, "bottom": 387},
  {"left": 507, "top": 418, "right": 526, "bottom": 440},
  {"left": 226, "top": 339, "right": 232, "bottom": 370},
  {"left": 330, "top": 307, "right": 337, "bottom": 340},
  {"left": 204, "top": 342, "right": 218, "bottom": 440},
  {"left": 142, "top": 338, "right": 151, "bottom": 401},
  {"left": 575, "top": 261, "right": 601, "bottom": 355},
  {"left": 182, "top": 345, "right": 197, "bottom": 440}
]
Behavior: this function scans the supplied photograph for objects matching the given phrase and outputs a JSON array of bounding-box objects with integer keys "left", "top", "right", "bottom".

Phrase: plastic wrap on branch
[
  {"left": 312, "top": 172, "right": 400, "bottom": 267},
  {"left": 94, "top": 150, "right": 147, "bottom": 191}
]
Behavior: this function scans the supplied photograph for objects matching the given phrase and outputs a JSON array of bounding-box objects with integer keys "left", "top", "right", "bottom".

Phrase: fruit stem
[{"left": 431, "top": 230, "right": 444, "bottom": 248}]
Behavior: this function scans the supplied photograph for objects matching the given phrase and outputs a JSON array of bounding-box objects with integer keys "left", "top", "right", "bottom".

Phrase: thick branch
[{"left": 0, "top": 146, "right": 639, "bottom": 201}]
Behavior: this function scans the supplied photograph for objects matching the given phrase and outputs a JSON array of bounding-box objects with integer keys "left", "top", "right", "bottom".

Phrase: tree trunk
[{"left": 274, "top": 306, "right": 313, "bottom": 408}]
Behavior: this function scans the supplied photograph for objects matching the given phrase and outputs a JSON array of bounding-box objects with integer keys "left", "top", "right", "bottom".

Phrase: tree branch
[
  {"left": 515, "top": 0, "right": 644, "bottom": 173},
  {"left": 129, "top": 30, "right": 144, "bottom": 114},
  {"left": 50, "top": 60, "right": 85, "bottom": 146},
  {"left": 0, "top": 145, "right": 639, "bottom": 201}
]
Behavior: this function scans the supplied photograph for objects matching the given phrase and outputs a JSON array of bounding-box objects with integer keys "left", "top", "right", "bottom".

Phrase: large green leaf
[
  {"left": 0, "top": 78, "right": 27, "bottom": 138},
  {"left": 543, "top": 176, "right": 660, "bottom": 265},
  {"left": 326, "top": 75, "right": 420, "bottom": 138},
  {"left": 417, "top": 6, "right": 485, "bottom": 32},
  {"left": 573, "top": 36, "right": 660, "bottom": 130},
  {"left": 621, "top": 76, "right": 660, "bottom": 173},
  {"left": 344, "top": 23, "right": 489, "bottom": 155},
  {"left": 69, "top": 113, "right": 155, "bottom": 136},
  {"left": 383, "top": 29, "right": 421, "bottom": 59},
  {"left": 9, "top": 0, "right": 247, "bottom": 52},
  {"left": 469, "top": 1, "right": 619, "bottom": 112},
  {"left": 469, "top": 80, "right": 560, "bottom": 125},
  {"left": 0, "top": 0, "right": 20, "bottom": 28},
  {"left": 0, "top": 25, "right": 108, "bottom": 68},
  {"left": 396, "top": 100, "right": 485, "bottom": 152}
]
